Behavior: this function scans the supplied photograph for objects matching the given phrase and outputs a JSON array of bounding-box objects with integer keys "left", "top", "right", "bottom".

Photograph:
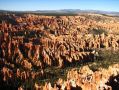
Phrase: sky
[{"left": 0, "top": 0, "right": 119, "bottom": 12}]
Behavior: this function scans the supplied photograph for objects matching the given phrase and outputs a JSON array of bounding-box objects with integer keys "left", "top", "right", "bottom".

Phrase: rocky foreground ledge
[{"left": 33, "top": 64, "right": 119, "bottom": 90}]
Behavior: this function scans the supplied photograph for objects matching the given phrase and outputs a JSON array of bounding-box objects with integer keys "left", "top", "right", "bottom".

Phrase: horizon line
[{"left": 0, "top": 9, "right": 119, "bottom": 12}]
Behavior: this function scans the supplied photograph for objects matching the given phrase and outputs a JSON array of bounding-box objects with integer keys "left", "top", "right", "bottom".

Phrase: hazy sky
[{"left": 0, "top": 0, "right": 119, "bottom": 11}]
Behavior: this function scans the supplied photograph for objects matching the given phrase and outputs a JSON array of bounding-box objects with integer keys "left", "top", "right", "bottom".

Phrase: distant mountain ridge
[{"left": 0, "top": 9, "right": 119, "bottom": 16}]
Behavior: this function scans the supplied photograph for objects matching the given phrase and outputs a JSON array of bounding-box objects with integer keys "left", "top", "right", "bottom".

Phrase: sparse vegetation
[
  {"left": 89, "top": 49, "right": 119, "bottom": 71},
  {"left": 89, "top": 29, "right": 108, "bottom": 35}
]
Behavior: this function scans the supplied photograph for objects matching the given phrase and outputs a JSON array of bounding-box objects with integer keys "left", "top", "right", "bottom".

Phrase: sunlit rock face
[
  {"left": 36, "top": 64, "right": 119, "bottom": 90},
  {"left": 0, "top": 13, "right": 119, "bottom": 89}
]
